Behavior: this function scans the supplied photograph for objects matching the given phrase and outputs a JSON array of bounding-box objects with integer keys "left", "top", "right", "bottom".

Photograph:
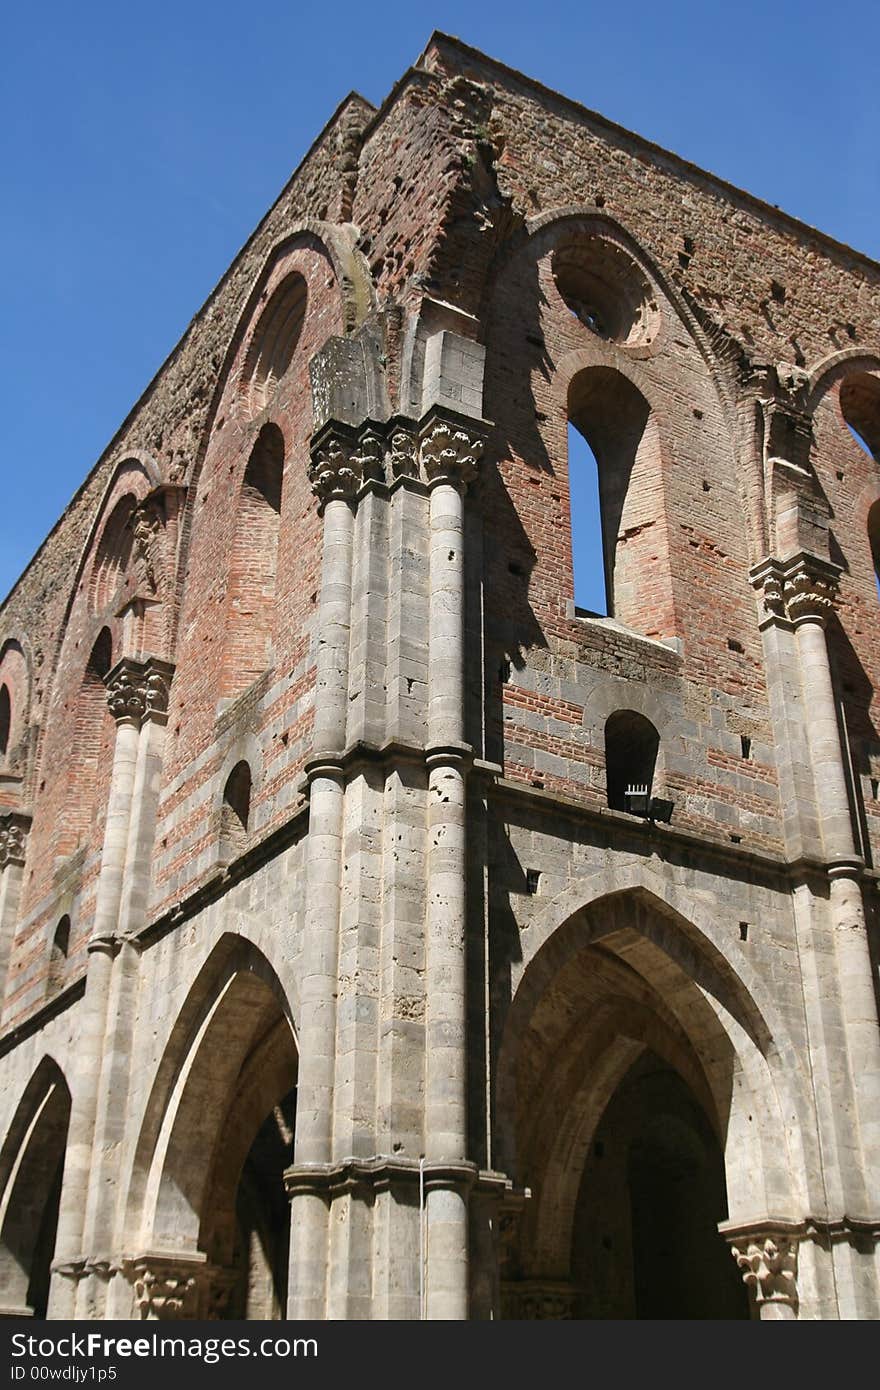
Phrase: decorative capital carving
[
  {"left": 0, "top": 813, "right": 29, "bottom": 869},
  {"left": 105, "top": 658, "right": 174, "bottom": 727},
  {"left": 419, "top": 418, "right": 484, "bottom": 490},
  {"left": 751, "top": 554, "right": 839, "bottom": 629},
  {"left": 730, "top": 1234, "right": 798, "bottom": 1315},
  {"left": 123, "top": 1254, "right": 205, "bottom": 1320},
  {"left": 388, "top": 428, "right": 419, "bottom": 480},
  {"left": 308, "top": 434, "right": 361, "bottom": 505},
  {"left": 349, "top": 428, "right": 385, "bottom": 484},
  {"left": 783, "top": 559, "right": 838, "bottom": 627}
]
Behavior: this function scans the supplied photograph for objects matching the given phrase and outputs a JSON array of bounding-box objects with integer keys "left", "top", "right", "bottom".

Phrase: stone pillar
[
  {"left": 50, "top": 658, "right": 172, "bottom": 1318},
  {"left": 78, "top": 660, "right": 174, "bottom": 1318},
  {"left": 288, "top": 431, "right": 361, "bottom": 1319},
  {"left": 784, "top": 559, "right": 880, "bottom": 1216},
  {"left": 421, "top": 417, "right": 482, "bottom": 1319},
  {"left": 728, "top": 1231, "right": 799, "bottom": 1320},
  {"left": 0, "top": 814, "right": 29, "bottom": 1007}
]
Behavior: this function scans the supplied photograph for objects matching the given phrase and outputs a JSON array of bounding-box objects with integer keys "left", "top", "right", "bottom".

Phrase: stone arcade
[{"left": 1, "top": 34, "right": 879, "bottom": 1320}]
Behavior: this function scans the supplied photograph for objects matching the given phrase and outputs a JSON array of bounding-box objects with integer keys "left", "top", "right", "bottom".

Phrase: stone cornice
[{"left": 284, "top": 1154, "right": 514, "bottom": 1200}]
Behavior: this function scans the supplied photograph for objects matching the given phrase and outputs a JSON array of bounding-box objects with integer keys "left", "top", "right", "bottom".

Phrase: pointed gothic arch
[{"left": 0, "top": 1057, "right": 71, "bottom": 1318}]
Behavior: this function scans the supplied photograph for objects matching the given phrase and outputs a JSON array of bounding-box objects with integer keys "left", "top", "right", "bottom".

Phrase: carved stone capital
[
  {"left": 0, "top": 813, "right": 30, "bottom": 869},
  {"left": 105, "top": 657, "right": 174, "bottom": 727},
  {"left": 388, "top": 427, "right": 419, "bottom": 479},
  {"left": 419, "top": 417, "right": 484, "bottom": 490},
  {"left": 756, "top": 361, "right": 814, "bottom": 473},
  {"left": 122, "top": 1253, "right": 206, "bottom": 1320},
  {"left": 729, "top": 1233, "right": 798, "bottom": 1316},
  {"left": 349, "top": 428, "right": 385, "bottom": 485},
  {"left": 751, "top": 554, "right": 839, "bottom": 629},
  {"left": 783, "top": 559, "right": 838, "bottom": 627},
  {"left": 308, "top": 433, "right": 361, "bottom": 505}
]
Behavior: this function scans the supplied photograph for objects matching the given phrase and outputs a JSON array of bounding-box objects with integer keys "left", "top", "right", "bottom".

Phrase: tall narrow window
[
  {"left": 568, "top": 368, "right": 668, "bottom": 635},
  {"left": 568, "top": 424, "right": 608, "bottom": 615},
  {"left": 0, "top": 685, "right": 10, "bottom": 758},
  {"left": 605, "top": 710, "right": 660, "bottom": 813},
  {"left": 224, "top": 426, "right": 284, "bottom": 697}
]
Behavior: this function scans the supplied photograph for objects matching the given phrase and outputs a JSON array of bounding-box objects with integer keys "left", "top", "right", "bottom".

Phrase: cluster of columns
[
  {"left": 49, "top": 655, "right": 174, "bottom": 1319},
  {"left": 286, "top": 408, "right": 499, "bottom": 1320},
  {"left": 750, "top": 549, "right": 880, "bottom": 1317}
]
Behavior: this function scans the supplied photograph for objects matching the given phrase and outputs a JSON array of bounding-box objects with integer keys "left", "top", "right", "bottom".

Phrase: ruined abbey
[{"left": 1, "top": 33, "right": 879, "bottom": 1320}]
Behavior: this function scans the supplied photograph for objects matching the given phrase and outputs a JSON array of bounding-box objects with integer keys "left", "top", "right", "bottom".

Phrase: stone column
[
  {"left": 728, "top": 1230, "right": 799, "bottom": 1320},
  {"left": 0, "top": 814, "right": 29, "bottom": 1008},
  {"left": 80, "top": 660, "right": 174, "bottom": 1318},
  {"left": 420, "top": 417, "right": 482, "bottom": 1319},
  {"left": 784, "top": 558, "right": 880, "bottom": 1217},
  {"left": 288, "top": 431, "right": 361, "bottom": 1319},
  {"left": 50, "top": 659, "right": 167, "bottom": 1317}
]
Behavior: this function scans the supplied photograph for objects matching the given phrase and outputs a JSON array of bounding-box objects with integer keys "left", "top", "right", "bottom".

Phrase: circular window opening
[{"left": 552, "top": 239, "right": 658, "bottom": 347}]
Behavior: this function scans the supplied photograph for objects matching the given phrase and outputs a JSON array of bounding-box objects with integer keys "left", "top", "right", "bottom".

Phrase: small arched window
[
  {"left": 48, "top": 916, "right": 70, "bottom": 993},
  {"left": 62, "top": 628, "right": 113, "bottom": 854},
  {"left": 242, "top": 272, "right": 307, "bottom": 417},
  {"left": 220, "top": 761, "right": 252, "bottom": 861},
  {"left": 605, "top": 710, "right": 660, "bottom": 813},
  {"left": 868, "top": 499, "right": 880, "bottom": 601},
  {"left": 0, "top": 684, "right": 10, "bottom": 758}
]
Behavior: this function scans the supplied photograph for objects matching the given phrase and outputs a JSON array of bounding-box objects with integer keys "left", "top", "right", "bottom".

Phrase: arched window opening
[
  {"left": 568, "top": 424, "right": 608, "bottom": 615},
  {"left": 840, "top": 372, "right": 880, "bottom": 462},
  {"left": 221, "top": 761, "right": 252, "bottom": 861},
  {"left": 91, "top": 495, "right": 137, "bottom": 613},
  {"left": 224, "top": 425, "right": 285, "bottom": 696},
  {"left": 0, "top": 684, "right": 10, "bottom": 758},
  {"left": 568, "top": 368, "right": 663, "bottom": 634},
  {"left": 242, "top": 273, "right": 307, "bottom": 417},
  {"left": 0, "top": 1062, "right": 71, "bottom": 1319},
  {"left": 63, "top": 628, "right": 113, "bottom": 854},
  {"left": 48, "top": 916, "right": 70, "bottom": 994},
  {"left": 605, "top": 710, "right": 660, "bottom": 814}
]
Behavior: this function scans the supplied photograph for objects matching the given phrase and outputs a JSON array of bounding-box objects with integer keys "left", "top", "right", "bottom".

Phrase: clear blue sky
[{"left": 1, "top": 0, "right": 877, "bottom": 602}]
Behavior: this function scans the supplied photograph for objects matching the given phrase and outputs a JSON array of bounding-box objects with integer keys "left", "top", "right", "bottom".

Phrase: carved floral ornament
[
  {"left": 123, "top": 1255, "right": 237, "bottom": 1321},
  {"left": 308, "top": 416, "right": 485, "bottom": 503},
  {"left": 105, "top": 658, "right": 174, "bottom": 726},
  {"left": 753, "top": 556, "right": 839, "bottom": 627},
  {"left": 730, "top": 1234, "right": 798, "bottom": 1313}
]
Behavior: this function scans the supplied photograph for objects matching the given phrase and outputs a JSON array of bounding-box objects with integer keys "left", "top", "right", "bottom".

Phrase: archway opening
[
  {"left": 571, "top": 1051, "right": 747, "bottom": 1318},
  {"left": 0, "top": 1062, "right": 71, "bottom": 1319},
  {"left": 0, "top": 685, "right": 9, "bottom": 759},
  {"left": 497, "top": 893, "right": 765, "bottom": 1321},
  {"left": 133, "top": 947, "right": 297, "bottom": 1319}
]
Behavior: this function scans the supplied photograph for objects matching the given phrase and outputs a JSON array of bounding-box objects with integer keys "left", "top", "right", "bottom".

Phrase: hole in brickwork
[
  {"left": 727, "top": 638, "right": 744, "bottom": 654},
  {"left": 605, "top": 711, "right": 659, "bottom": 813},
  {"left": 525, "top": 868, "right": 541, "bottom": 895},
  {"left": 702, "top": 480, "right": 710, "bottom": 492},
  {"left": 241, "top": 272, "right": 307, "bottom": 417},
  {"left": 739, "top": 921, "right": 749, "bottom": 942},
  {"left": 770, "top": 280, "right": 786, "bottom": 304},
  {"left": 871, "top": 778, "right": 879, "bottom": 801},
  {"left": 740, "top": 736, "right": 752, "bottom": 760}
]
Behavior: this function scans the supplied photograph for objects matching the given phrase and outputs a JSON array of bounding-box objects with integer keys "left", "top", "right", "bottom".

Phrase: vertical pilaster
[
  {"left": 0, "top": 815, "right": 29, "bottom": 1010},
  {"left": 288, "top": 432, "right": 361, "bottom": 1319},
  {"left": 421, "top": 418, "right": 483, "bottom": 1319}
]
